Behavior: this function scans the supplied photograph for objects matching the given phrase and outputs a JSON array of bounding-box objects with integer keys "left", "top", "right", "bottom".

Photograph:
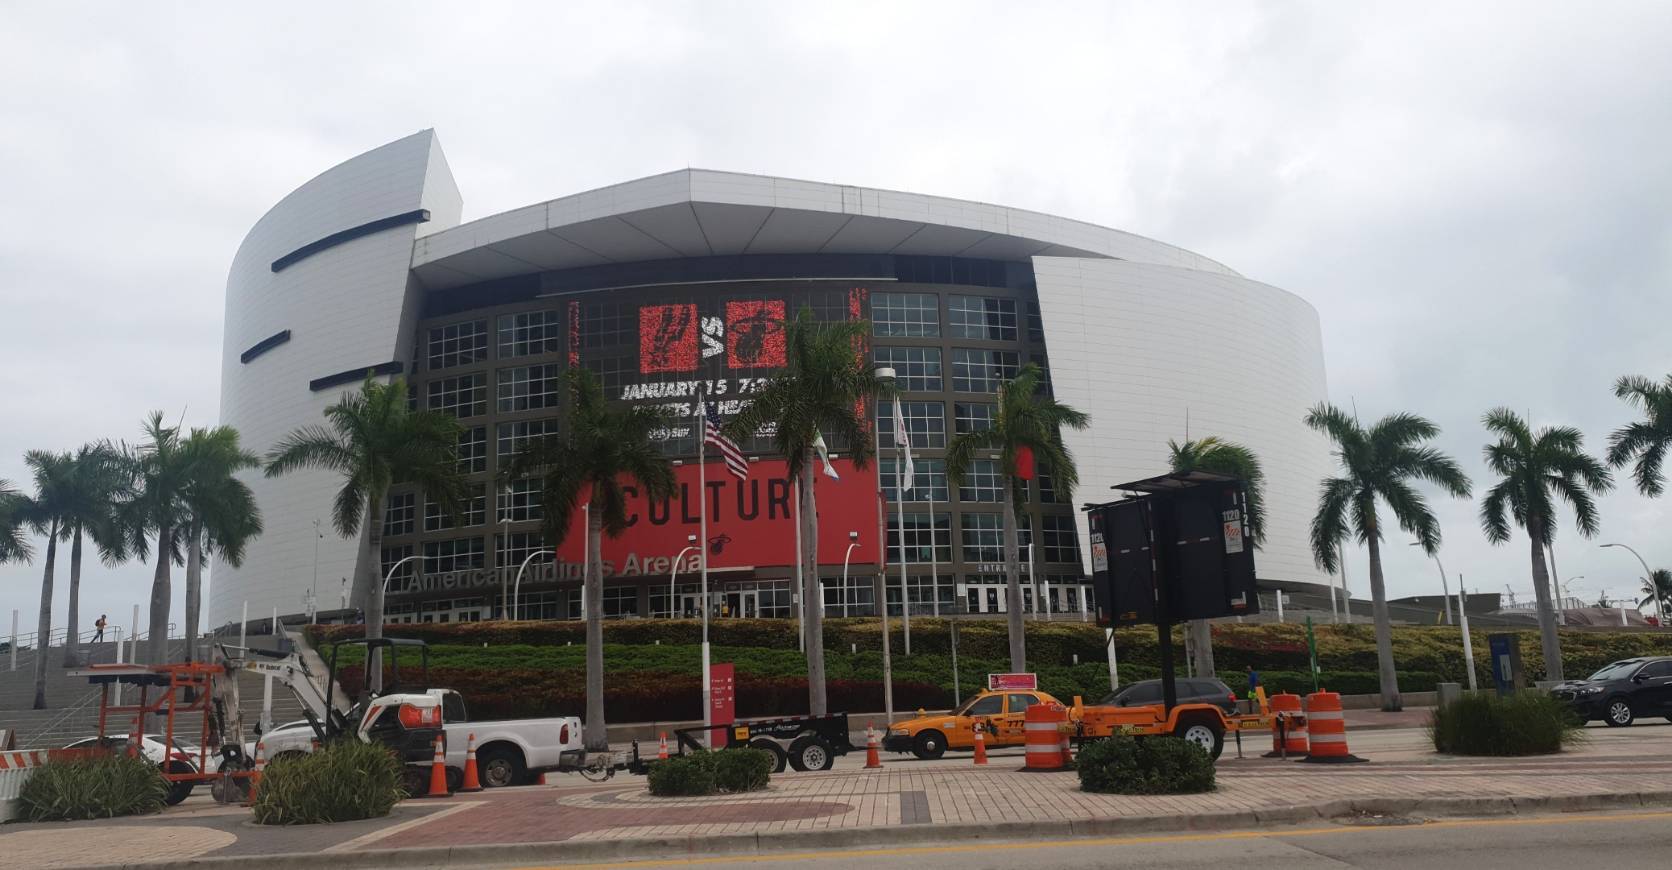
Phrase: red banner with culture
[{"left": 546, "top": 458, "right": 880, "bottom": 579}]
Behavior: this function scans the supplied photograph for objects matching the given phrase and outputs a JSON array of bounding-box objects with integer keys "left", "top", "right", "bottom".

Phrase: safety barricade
[
  {"left": 1023, "top": 703, "right": 1068, "bottom": 771},
  {"left": 1263, "top": 693, "right": 1308, "bottom": 758},
  {"left": 0, "top": 750, "right": 53, "bottom": 822},
  {"left": 1301, "top": 692, "right": 1367, "bottom": 763}
]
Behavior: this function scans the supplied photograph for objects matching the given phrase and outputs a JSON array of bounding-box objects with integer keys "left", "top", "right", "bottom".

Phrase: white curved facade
[
  {"left": 214, "top": 130, "right": 461, "bottom": 625},
  {"left": 214, "top": 132, "right": 1330, "bottom": 625}
]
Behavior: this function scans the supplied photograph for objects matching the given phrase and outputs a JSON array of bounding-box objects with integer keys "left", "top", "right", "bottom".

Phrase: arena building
[{"left": 212, "top": 130, "right": 1332, "bottom": 628}]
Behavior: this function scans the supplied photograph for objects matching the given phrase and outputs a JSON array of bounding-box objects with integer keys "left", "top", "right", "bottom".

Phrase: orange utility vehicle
[
  {"left": 1068, "top": 685, "right": 1277, "bottom": 759},
  {"left": 884, "top": 688, "right": 1064, "bottom": 758}
]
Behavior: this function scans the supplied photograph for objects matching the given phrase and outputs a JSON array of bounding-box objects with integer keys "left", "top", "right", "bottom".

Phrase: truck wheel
[
  {"left": 479, "top": 747, "right": 526, "bottom": 788},
  {"left": 1604, "top": 699, "right": 1634, "bottom": 727},
  {"left": 1175, "top": 719, "right": 1224, "bottom": 760},
  {"left": 163, "top": 760, "right": 196, "bottom": 806},
  {"left": 787, "top": 736, "right": 835, "bottom": 772},
  {"left": 748, "top": 738, "right": 788, "bottom": 773},
  {"left": 401, "top": 767, "right": 430, "bottom": 797},
  {"left": 912, "top": 730, "right": 946, "bottom": 760}
]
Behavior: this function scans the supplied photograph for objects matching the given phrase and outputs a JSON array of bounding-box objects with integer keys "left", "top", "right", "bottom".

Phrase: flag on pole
[
  {"left": 703, "top": 398, "right": 749, "bottom": 481},
  {"left": 812, "top": 433, "right": 841, "bottom": 480},
  {"left": 891, "top": 397, "right": 915, "bottom": 491}
]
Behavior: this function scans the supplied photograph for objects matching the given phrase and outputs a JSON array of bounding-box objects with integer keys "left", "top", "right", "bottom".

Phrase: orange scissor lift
[{"left": 72, "top": 660, "right": 257, "bottom": 805}]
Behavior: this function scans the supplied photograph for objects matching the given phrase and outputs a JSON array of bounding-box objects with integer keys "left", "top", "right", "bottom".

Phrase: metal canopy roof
[
  {"left": 408, "top": 169, "right": 1238, "bottom": 290},
  {"left": 1111, "top": 470, "right": 1243, "bottom": 493}
]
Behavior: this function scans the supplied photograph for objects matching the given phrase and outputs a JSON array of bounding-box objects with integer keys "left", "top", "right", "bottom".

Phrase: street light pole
[
  {"left": 842, "top": 532, "right": 860, "bottom": 599},
  {"left": 374, "top": 554, "right": 424, "bottom": 693},
  {"left": 1559, "top": 575, "right": 1585, "bottom": 626},
  {"left": 513, "top": 549, "right": 553, "bottom": 622},
  {"left": 671, "top": 535, "right": 699, "bottom": 618},
  {"left": 1602, "top": 543, "right": 1662, "bottom": 627},
  {"left": 1409, "top": 542, "right": 1453, "bottom": 625}
]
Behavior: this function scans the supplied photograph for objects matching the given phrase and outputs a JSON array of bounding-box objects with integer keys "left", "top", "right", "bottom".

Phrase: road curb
[{"left": 83, "top": 789, "right": 1672, "bottom": 870}]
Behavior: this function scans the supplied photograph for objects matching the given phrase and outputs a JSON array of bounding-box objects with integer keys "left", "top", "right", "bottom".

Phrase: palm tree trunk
[
  {"left": 32, "top": 520, "right": 58, "bottom": 710},
  {"left": 1189, "top": 619, "right": 1215, "bottom": 678},
  {"left": 62, "top": 523, "right": 83, "bottom": 668},
  {"left": 363, "top": 493, "right": 386, "bottom": 693},
  {"left": 1364, "top": 520, "right": 1402, "bottom": 711},
  {"left": 802, "top": 462, "right": 828, "bottom": 716},
  {"left": 1528, "top": 522, "right": 1563, "bottom": 682},
  {"left": 183, "top": 518, "right": 202, "bottom": 663},
  {"left": 583, "top": 506, "right": 608, "bottom": 750},
  {"left": 146, "top": 524, "right": 172, "bottom": 665},
  {"left": 1001, "top": 488, "right": 1025, "bottom": 673}
]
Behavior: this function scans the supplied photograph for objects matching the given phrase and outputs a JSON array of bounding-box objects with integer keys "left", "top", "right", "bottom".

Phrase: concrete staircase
[{"left": 0, "top": 636, "right": 309, "bottom": 749}]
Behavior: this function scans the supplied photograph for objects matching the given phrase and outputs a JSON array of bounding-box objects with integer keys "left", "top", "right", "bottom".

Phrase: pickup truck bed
[{"left": 442, "top": 715, "right": 584, "bottom": 787}]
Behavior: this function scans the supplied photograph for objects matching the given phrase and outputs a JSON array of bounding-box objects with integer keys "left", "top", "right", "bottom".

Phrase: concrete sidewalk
[{"left": 8, "top": 722, "right": 1667, "bottom": 869}]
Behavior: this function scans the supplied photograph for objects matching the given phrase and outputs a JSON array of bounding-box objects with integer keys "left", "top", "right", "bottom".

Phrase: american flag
[{"left": 703, "top": 400, "right": 749, "bottom": 481}]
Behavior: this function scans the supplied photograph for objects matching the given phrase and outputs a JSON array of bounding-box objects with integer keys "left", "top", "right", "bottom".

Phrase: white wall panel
[
  {"left": 213, "top": 130, "right": 460, "bottom": 626},
  {"left": 1032, "top": 257, "right": 1333, "bottom": 586}
]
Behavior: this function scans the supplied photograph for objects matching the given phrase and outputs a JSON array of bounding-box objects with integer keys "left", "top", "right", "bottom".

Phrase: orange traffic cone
[
  {"left": 422, "top": 734, "right": 450, "bottom": 798},
  {"left": 972, "top": 722, "right": 989, "bottom": 766},
  {"left": 244, "top": 740, "right": 266, "bottom": 806},
  {"left": 658, "top": 732, "right": 669, "bottom": 760},
  {"left": 865, "top": 723, "right": 883, "bottom": 769},
  {"left": 458, "top": 732, "right": 483, "bottom": 792}
]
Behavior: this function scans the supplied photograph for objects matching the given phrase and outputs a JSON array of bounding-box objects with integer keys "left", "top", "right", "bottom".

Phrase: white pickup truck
[{"left": 254, "top": 688, "right": 584, "bottom": 788}]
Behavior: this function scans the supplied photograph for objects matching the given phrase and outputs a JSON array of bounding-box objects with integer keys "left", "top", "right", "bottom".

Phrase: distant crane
[{"left": 1504, "top": 585, "right": 1517, "bottom": 607}]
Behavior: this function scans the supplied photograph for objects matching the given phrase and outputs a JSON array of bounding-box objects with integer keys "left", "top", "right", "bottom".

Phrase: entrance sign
[
  {"left": 987, "top": 673, "right": 1038, "bottom": 691},
  {"left": 709, "top": 662, "right": 736, "bottom": 746}
]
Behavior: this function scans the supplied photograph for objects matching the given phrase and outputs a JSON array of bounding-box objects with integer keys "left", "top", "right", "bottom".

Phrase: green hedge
[
  {"left": 646, "top": 748, "right": 774, "bottom": 796},
  {"left": 310, "top": 619, "right": 1672, "bottom": 685},
  {"left": 1077, "top": 735, "right": 1215, "bottom": 795},
  {"left": 1429, "top": 692, "right": 1584, "bottom": 756},
  {"left": 16, "top": 754, "right": 168, "bottom": 821},
  {"left": 253, "top": 739, "right": 405, "bottom": 825}
]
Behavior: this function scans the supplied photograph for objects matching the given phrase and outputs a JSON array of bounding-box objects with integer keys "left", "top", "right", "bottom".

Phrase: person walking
[
  {"left": 92, "top": 614, "right": 107, "bottom": 643},
  {"left": 1245, "top": 665, "right": 1261, "bottom": 714}
]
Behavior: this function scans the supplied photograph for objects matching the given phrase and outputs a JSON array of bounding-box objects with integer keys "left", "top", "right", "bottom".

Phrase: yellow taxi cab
[{"left": 882, "top": 688, "right": 1065, "bottom": 759}]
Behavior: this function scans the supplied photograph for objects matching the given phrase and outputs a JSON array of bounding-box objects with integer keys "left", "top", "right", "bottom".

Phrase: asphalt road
[{"left": 499, "top": 808, "right": 1672, "bottom": 869}]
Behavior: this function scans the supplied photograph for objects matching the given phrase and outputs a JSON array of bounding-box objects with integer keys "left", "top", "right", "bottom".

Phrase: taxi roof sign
[{"left": 987, "top": 673, "right": 1038, "bottom": 691}]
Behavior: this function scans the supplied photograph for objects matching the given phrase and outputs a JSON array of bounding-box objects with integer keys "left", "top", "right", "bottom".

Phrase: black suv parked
[
  {"left": 1099, "top": 678, "right": 1239, "bottom": 714},
  {"left": 1550, "top": 656, "right": 1672, "bottom": 726}
]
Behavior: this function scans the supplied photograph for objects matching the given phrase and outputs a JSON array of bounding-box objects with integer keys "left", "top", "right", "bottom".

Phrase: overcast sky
[{"left": 3, "top": 2, "right": 1670, "bottom": 637}]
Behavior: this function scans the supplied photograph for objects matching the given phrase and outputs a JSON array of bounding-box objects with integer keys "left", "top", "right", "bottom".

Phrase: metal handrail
[{"left": 22, "top": 686, "right": 105, "bottom": 749}]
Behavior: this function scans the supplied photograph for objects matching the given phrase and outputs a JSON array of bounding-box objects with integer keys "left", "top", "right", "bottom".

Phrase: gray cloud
[{"left": 2, "top": 2, "right": 1670, "bottom": 633}]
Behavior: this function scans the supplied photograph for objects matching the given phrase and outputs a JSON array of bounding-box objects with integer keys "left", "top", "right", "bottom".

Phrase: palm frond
[{"left": 1309, "top": 477, "right": 1355, "bottom": 572}]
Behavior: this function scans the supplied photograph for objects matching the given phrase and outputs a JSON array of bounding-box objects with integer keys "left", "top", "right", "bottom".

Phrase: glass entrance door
[{"left": 722, "top": 590, "right": 759, "bottom": 618}]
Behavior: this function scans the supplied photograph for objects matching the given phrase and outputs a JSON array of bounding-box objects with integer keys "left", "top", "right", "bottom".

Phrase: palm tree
[
  {"left": 725, "top": 307, "right": 895, "bottom": 715},
  {"left": 265, "top": 376, "right": 465, "bottom": 685},
  {"left": 179, "top": 427, "right": 263, "bottom": 662},
  {"left": 1480, "top": 408, "right": 1613, "bottom": 683},
  {"left": 1640, "top": 568, "right": 1672, "bottom": 622},
  {"left": 1606, "top": 374, "right": 1672, "bottom": 497},
  {"left": 0, "top": 479, "right": 32, "bottom": 565},
  {"left": 946, "top": 363, "right": 1089, "bottom": 673},
  {"left": 56, "top": 445, "right": 129, "bottom": 668},
  {"left": 116, "top": 413, "right": 196, "bottom": 665},
  {"left": 505, "top": 368, "right": 676, "bottom": 750},
  {"left": 20, "top": 451, "right": 76, "bottom": 707},
  {"left": 1305, "top": 404, "right": 1470, "bottom": 712},
  {"left": 1168, "top": 437, "right": 1266, "bottom": 677}
]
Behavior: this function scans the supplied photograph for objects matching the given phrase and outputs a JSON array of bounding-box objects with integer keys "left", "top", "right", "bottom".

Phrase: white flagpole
[
  {"left": 929, "top": 486, "right": 939, "bottom": 618},
  {"left": 898, "top": 451, "right": 910, "bottom": 656},
  {"left": 697, "top": 393, "right": 711, "bottom": 748}
]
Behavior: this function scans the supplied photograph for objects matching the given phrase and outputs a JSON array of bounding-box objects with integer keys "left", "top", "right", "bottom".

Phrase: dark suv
[
  {"left": 1550, "top": 656, "right": 1672, "bottom": 726},
  {"left": 1099, "top": 678, "right": 1238, "bottom": 714}
]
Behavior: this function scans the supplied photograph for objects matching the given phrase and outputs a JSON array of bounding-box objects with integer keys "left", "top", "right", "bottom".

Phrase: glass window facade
[
  {"left": 428, "top": 374, "right": 486, "bottom": 419},
  {"left": 873, "top": 346, "right": 943, "bottom": 392},
  {"left": 427, "top": 320, "right": 488, "bottom": 369},
  {"left": 947, "top": 295, "right": 1017, "bottom": 341},
  {"left": 951, "top": 348, "right": 1019, "bottom": 393},
  {"left": 497, "top": 418, "right": 560, "bottom": 459},
  {"left": 876, "top": 401, "right": 947, "bottom": 449},
  {"left": 954, "top": 402, "right": 996, "bottom": 434},
  {"left": 881, "top": 457, "right": 947, "bottom": 503},
  {"left": 497, "top": 364, "right": 563, "bottom": 413},
  {"left": 887, "top": 510, "right": 952, "bottom": 564},
  {"left": 497, "top": 310, "right": 563, "bottom": 358},
  {"left": 423, "top": 537, "right": 485, "bottom": 573},
  {"left": 961, "top": 512, "right": 1005, "bottom": 563},
  {"left": 958, "top": 459, "right": 1005, "bottom": 503},
  {"left": 383, "top": 492, "right": 415, "bottom": 537},
  {"left": 457, "top": 426, "right": 487, "bottom": 475},
  {"left": 872, "top": 292, "right": 940, "bottom": 338},
  {"left": 1041, "top": 514, "right": 1079, "bottom": 564}
]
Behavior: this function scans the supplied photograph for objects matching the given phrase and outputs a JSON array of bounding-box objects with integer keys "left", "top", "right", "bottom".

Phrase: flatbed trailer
[{"left": 626, "top": 712, "right": 856, "bottom": 774}]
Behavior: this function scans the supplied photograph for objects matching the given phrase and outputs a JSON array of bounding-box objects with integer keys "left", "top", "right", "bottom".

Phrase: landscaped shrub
[
  {"left": 16, "top": 754, "right": 169, "bottom": 821},
  {"left": 1076, "top": 735, "right": 1215, "bottom": 795},
  {"left": 713, "top": 747, "right": 774, "bottom": 793},
  {"left": 1429, "top": 691, "right": 1582, "bottom": 756},
  {"left": 252, "top": 739, "right": 405, "bottom": 825},
  {"left": 646, "top": 751, "right": 719, "bottom": 796}
]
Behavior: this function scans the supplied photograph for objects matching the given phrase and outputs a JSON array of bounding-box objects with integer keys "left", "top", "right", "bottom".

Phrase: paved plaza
[{"left": 5, "top": 722, "right": 1671, "bottom": 869}]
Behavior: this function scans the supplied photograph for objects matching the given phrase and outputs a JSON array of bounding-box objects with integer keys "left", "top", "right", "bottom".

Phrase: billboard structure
[{"left": 1087, "top": 471, "right": 1259, "bottom": 710}]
